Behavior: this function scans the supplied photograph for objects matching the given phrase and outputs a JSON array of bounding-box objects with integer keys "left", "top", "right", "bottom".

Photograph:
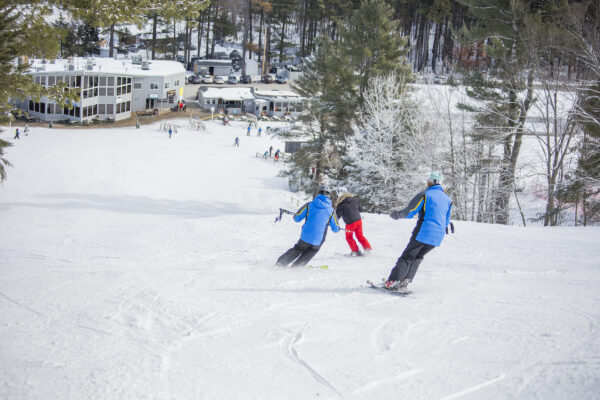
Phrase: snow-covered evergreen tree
[{"left": 341, "top": 73, "right": 441, "bottom": 212}]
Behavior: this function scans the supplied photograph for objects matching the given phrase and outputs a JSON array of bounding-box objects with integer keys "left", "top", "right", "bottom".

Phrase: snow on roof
[
  {"left": 195, "top": 59, "right": 232, "bottom": 66},
  {"left": 254, "top": 90, "right": 302, "bottom": 99},
  {"left": 28, "top": 57, "right": 185, "bottom": 77},
  {"left": 200, "top": 87, "right": 255, "bottom": 101}
]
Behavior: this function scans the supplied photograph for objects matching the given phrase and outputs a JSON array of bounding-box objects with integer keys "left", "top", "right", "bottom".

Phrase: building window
[
  {"left": 99, "top": 76, "right": 106, "bottom": 86},
  {"left": 133, "top": 82, "right": 142, "bottom": 89},
  {"left": 164, "top": 82, "right": 169, "bottom": 88},
  {"left": 29, "top": 100, "right": 33, "bottom": 111},
  {"left": 34, "top": 76, "right": 40, "bottom": 84},
  {"left": 107, "top": 104, "right": 113, "bottom": 114},
  {"left": 150, "top": 83, "right": 158, "bottom": 89},
  {"left": 99, "top": 87, "right": 106, "bottom": 96},
  {"left": 107, "top": 77, "right": 114, "bottom": 86},
  {"left": 40, "top": 76, "right": 46, "bottom": 86},
  {"left": 99, "top": 104, "right": 105, "bottom": 114},
  {"left": 48, "top": 76, "right": 56, "bottom": 86},
  {"left": 107, "top": 87, "right": 114, "bottom": 96},
  {"left": 175, "top": 80, "right": 179, "bottom": 86}
]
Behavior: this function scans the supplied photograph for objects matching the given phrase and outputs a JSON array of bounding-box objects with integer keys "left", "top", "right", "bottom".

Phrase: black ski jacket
[{"left": 335, "top": 194, "right": 363, "bottom": 225}]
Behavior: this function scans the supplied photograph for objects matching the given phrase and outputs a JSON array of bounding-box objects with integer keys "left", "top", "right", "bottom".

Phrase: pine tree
[
  {"left": 0, "top": 138, "right": 12, "bottom": 184},
  {"left": 457, "top": 0, "right": 536, "bottom": 224},
  {"left": 340, "top": 0, "right": 412, "bottom": 99},
  {"left": 0, "top": 1, "right": 78, "bottom": 123}
]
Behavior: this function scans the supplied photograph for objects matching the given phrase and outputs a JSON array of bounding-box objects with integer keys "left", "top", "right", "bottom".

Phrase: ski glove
[
  {"left": 445, "top": 222, "right": 455, "bottom": 234},
  {"left": 390, "top": 210, "right": 402, "bottom": 220}
]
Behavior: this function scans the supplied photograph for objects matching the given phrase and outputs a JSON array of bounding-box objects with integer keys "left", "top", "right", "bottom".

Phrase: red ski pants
[{"left": 345, "top": 219, "right": 372, "bottom": 252}]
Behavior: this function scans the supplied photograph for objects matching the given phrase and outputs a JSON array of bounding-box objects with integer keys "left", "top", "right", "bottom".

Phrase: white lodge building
[{"left": 19, "top": 57, "right": 186, "bottom": 122}]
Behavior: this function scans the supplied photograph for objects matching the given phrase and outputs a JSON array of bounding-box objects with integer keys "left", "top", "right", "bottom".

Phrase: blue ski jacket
[
  {"left": 390, "top": 185, "right": 452, "bottom": 247},
  {"left": 294, "top": 195, "right": 340, "bottom": 246}
]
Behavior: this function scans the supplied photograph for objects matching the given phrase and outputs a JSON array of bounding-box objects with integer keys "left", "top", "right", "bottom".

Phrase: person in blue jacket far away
[
  {"left": 275, "top": 186, "right": 341, "bottom": 267},
  {"left": 384, "top": 171, "right": 453, "bottom": 291}
]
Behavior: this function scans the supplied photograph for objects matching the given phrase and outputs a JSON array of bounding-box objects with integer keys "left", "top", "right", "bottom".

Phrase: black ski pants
[
  {"left": 276, "top": 239, "right": 320, "bottom": 267},
  {"left": 387, "top": 238, "right": 435, "bottom": 282}
]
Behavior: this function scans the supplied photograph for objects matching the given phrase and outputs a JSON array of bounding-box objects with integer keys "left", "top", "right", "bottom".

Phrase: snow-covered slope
[{"left": 1, "top": 121, "right": 599, "bottom": 399}]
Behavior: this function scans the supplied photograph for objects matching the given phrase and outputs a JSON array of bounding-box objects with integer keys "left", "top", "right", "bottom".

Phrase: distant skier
[
  {"left": 335, "top": 187, "right": 372, "bottom": 256},
  {"left": 168, "top": 127, "right": 173, "bottom": 139},
  {"left": 383, "top": 171, "right": 452, "bottom": 291},
  {"left": 258, "top": 127, "right": 262, "bottom": 137},
  {"left": 234, "top": 137, "right": 240, "bottom": 147},
  {"left": 14, "top": 128, "right": 20, "bottom": 140},
  {"left": 275, "top": 186, "right": 341, "bottom": 267},
  {"left": 24, "top": 124, "right": 29, "bottom": 136},
  {"left": 263, "top": 150, "right": 268, "bottom": 159},
  {"left": 247, "top": 124, "right": 251, "bottom": 136},
  {"left": 269, "top": 146, "right": 273, "bottom": 156}
]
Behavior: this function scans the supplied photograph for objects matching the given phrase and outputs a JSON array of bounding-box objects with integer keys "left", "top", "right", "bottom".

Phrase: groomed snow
[{"left": 1, "top": 120, "right": 599, "bottom": 399}]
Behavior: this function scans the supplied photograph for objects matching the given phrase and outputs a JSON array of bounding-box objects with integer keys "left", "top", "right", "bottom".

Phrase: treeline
[{"left": 282, "top": 0, "right": 600, "bottom": 226}]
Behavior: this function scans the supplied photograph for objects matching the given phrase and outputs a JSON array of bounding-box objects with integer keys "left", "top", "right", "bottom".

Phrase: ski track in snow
[
  {"left": 283, "top": 323, "right": 343, "bottom": 399},
  {"left": 1, "top": 121, "right": 600, "bottom": 399}
]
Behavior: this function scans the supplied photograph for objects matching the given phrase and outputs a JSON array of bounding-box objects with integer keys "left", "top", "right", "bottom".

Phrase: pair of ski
[{"left": 366, "top": 280, "right": 412, "bottom": 296}]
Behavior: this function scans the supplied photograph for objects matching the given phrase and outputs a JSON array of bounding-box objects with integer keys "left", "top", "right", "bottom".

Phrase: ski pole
[{"left": 274, "top": 208, "right": 294, "bottom": 223}]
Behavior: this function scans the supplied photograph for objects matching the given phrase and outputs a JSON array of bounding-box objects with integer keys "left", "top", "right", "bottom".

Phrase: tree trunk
[
  {"left": 205, "top": 4, "right": 211, "bottom": 58},
  {"left": 109, "top": 23, "right": 115, "bottom": 58},
  {"left": 197, "top": 13, "right": 203, "bottom": 60},
  {"left": 184, "top": 18, "right": 190, "bottom": 66},
  {"left": 258, "top": 10, "right": 264, "bottom": 63},
  {"left": 279, "top": 13, "right": 287, "bottom": 63},
  {"left": 301, "top": 0, "right": 308, "bottom": 56},
  {"left": 431, "top": 21, "right": 443, "bottom": 73},
  {"left": 241, "top": 0, "right": 250, "bottom": 76},
  {"left": 494, "top": 70, "right": 535, "bottom": 224},
  {"left": 152, "top": 14, "right": 157, "bottom": 60}
]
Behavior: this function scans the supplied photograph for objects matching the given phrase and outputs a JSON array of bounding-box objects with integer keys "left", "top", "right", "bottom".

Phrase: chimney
[{"left": 141, "top": 61, "right": 150, "bottom": 70}]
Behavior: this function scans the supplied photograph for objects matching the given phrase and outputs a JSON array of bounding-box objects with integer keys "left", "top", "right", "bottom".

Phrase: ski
[
  {"left": 306, "top": 265, "right": 329, "bottom": 270},
  {"left": 366, "top": 280, "right": 412, "bottom": 296}
]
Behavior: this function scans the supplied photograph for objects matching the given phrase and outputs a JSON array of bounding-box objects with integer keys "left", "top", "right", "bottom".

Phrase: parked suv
[
  {"left": 261, "top": 74, "right": 275, "bottom": 83},
  {"left": 227, "top": 75, "right": 238, "bottom": 84},
  {"left": 240, "top": 75, "right": 253, "bottom": 84}
]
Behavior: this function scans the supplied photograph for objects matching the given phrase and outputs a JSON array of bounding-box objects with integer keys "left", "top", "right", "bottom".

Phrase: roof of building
[
  {"left": 200, "top": 87, "right": 255, "bottom": 101},
  {"left": 195, "top": 59, "right": 233, "bottom": 66},
  {"left": 254, "top": 90, "right": 302, "bottom": 100},
  {"left": 27, "top": 57, "right": 185, "bottom": 77}
]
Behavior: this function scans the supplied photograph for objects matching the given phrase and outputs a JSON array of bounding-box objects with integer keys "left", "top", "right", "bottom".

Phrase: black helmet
[{"left": 318, "top": 186, "right": 330, "bottom": 195}]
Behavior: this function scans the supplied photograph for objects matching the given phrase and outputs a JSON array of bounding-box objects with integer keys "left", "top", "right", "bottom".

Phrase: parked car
[
  {"left": 240, "top": 74, "right": 253, "bottom": 84},
  {"left": 188, "top": 74, "right": 202, "bottom": 84},
  {"left": 201, "top": 75, "right": 213, "bottom": 84},
  {"left": 227, "top": 75, "right": 238, "bottom": 84},
  {"left": 261, "top": 74, "right": 275, "bottom": 83},
  {"left": 213, "top": 76, "right": 225, "bottom": 84},
  {"left": 275, "top": 74, "right": 288, "bottom": 84},
  {"left": 214, "top": 52, "right": 229, "bottom": 59}
]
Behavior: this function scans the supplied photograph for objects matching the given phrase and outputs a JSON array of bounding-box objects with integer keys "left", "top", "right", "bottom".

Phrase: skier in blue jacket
[
  {"left": 384, "top": 171, "right": 453, "bottom": 291},
  {"left": 276, "top": 186, "right": 341, "bottom": 267}
]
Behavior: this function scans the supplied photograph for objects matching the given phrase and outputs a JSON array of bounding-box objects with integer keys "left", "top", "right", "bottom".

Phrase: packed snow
[{"left": 1, "top": 119, "right": 599, "bottom": 399}]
